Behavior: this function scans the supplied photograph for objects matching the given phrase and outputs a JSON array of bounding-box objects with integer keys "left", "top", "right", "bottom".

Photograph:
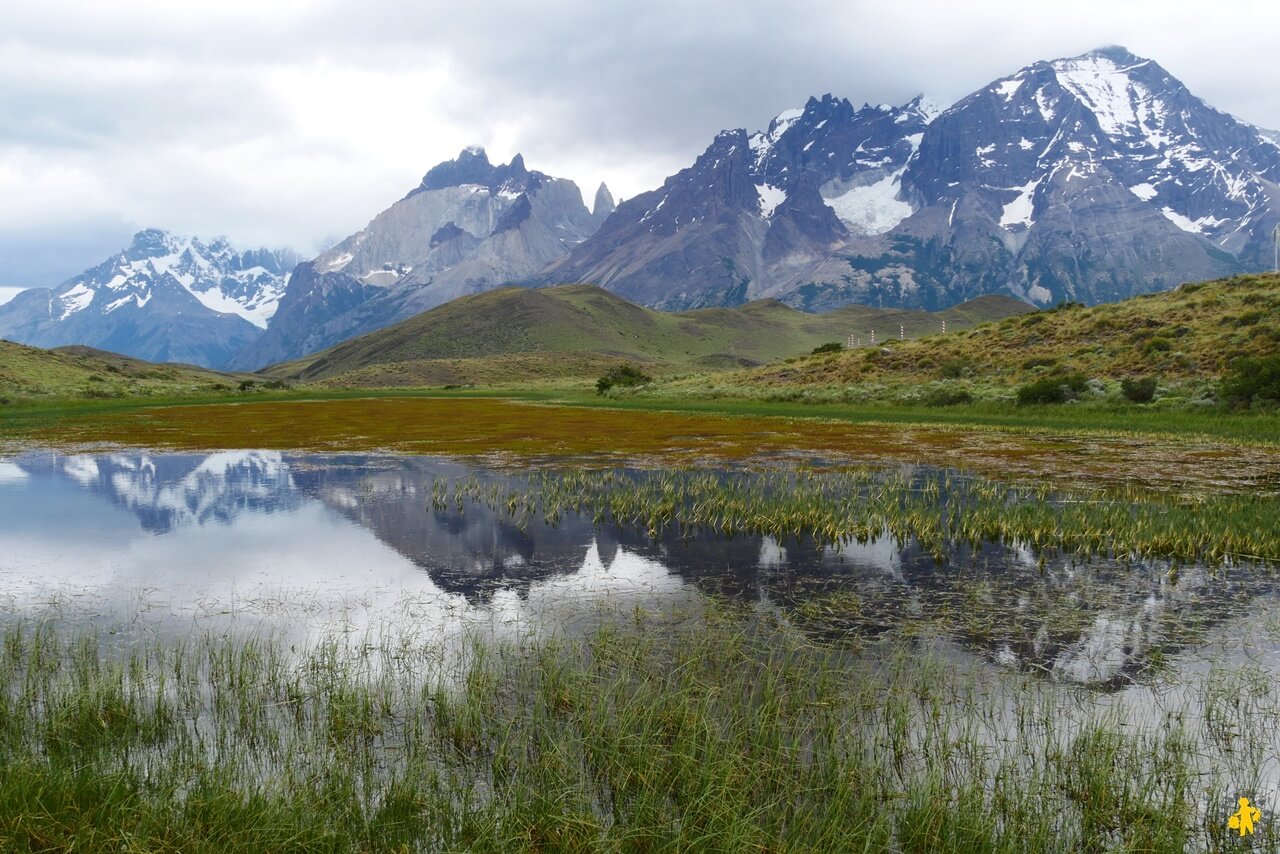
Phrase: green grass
[
  {"left": 0, "top": 341, "right": 248, "bottom": 403},
  {"left": 0, "top": 608, "right": 1272, "bottom": 852},
  {"left": 444, "top": 465, "right": 1280, "bottom": 565},
  {"left": 687, "top": 273, "right": 1280, "bottom": 406}
]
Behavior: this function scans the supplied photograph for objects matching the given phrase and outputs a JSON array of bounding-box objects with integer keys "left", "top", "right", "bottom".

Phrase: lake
[{"left": 3, "top": 449, "right": 1276, "bottom": 691}]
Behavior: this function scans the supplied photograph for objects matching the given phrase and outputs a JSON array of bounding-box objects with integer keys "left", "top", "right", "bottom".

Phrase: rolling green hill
[
  {"left": 269, "top": 284, "right": 1031, "bottom": 387},
  {"left": 670, "top": 273, "right": 1280, "bottom": 405},
  {"left": 0, "top": 341, "right": 242, "bottom": 402}
]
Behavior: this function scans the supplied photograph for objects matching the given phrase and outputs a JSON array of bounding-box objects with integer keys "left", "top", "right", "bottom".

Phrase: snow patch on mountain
[
  {"left": 995, "top": 78, "right": 1025, "bottom": 101},
  {"left": 749, "top": 107, "right": 804, "bottom": 168},
  {"left": 1159, "top": 207, "right": 1226, "bottom": 234},
  {"left": 824, "top": 169, "right": 913, "bottom": 235},
  {"left": 58, "top": 283, "right": 95, "bottom": 319},
  {"left": 1000, "top": 179, "right": 1040, "bottom": 229},
  {"left": 756, "top": 183, "right": 787, "bottom": 218},
  {"left": 1129, "top": 182, "right": 1158, "bottom": 201},
  {"left": 1052, "top": 52, "right": 1153, "bottom": 137}
]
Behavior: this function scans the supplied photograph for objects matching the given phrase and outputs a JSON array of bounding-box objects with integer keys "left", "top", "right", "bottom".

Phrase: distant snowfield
[{"left": 0, "top": 287, "right": 27, "bottom": 307}]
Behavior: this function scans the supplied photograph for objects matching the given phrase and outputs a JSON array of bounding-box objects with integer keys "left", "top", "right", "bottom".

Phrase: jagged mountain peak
[
  {"left": 414, "top": 148, "right": 538, "bottom": 195},
  {"left": 0, "top": 231, "right": 296, "bottom": 367},
  {"left": 592, "top": 183, "right": 616, "bottom": 217},
  {"left": 232, "top": 148, "right": 608, "bottom": 369}
]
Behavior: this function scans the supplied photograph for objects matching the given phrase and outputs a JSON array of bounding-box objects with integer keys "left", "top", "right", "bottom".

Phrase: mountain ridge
[
  {"left": 540, "top": 46, "right": 1280, "bottom": 313},
  {"left": 0, "top": 229, "right": 297, "bottom": 369},
  {"left": 229, "top": 148, "right": 613, "bottom": 370}
]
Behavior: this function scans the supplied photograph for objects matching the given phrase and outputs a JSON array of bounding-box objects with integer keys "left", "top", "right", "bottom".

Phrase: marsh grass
[
  {"left": 433, "top": 466, "right": 1280, "bottom": 567},
  {"left": 1, "top": 608, "right": 1278, "bottom": 852}
]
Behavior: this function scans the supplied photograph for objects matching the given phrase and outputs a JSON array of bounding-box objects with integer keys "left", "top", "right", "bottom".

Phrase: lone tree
[{"left": 596, "top": 364, "right": 652, "bottom": 395}]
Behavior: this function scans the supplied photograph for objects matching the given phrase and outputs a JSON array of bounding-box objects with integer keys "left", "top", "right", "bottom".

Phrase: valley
[{"left": 6, "top": 28, "right": 1280, "bottom": 852}]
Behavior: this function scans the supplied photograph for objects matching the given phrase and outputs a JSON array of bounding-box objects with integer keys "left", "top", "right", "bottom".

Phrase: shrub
[
  {"left": 1021, "top": 356, "right": 1058, "bottom": 370},
  {"left": 1120, "top": 377, "right": 1158, "bottom": 403},
  {"left": 938, "top": 358, "right": 973, "bottom": 379},
  {"left": 1143, "top": 337, "right": 1172, "bottom": 355},
  {"left": 1221, "top": 355, "right": 1280, "bottom": 408},
  {"left": 810, "top": 342, "right": 844, "bottom": 355},
  {"left": 1015, "top": 372, "right": 1089, "bottom": 405},
  {"left": 238, "top": 380, "right": 257, "bottom": 392},
  {"left": 596, "top": 364, "right": 653, "bottom": 395},
  {"left": 1236, "top": 310, "right": 1266, "bottom": 327},
  {"left": 921, "top": 387, "right": 974, "bottom": 407}
]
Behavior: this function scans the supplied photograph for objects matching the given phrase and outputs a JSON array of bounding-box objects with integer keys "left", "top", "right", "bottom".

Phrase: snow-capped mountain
[
  {"left": 0, "top": 229, "right": 297, "bottom": 368},
  {"left": 544, "top": 47, "right": 1280, "bottom": 311},
  {"left": 230, "top": 147, "right": 613, "bottom": 370},
  {"left": 19, "top": 451, "right": 298, "bottom": 533},
  {"left": 540, "top": 94, "right": 939, "bottom": 309}
]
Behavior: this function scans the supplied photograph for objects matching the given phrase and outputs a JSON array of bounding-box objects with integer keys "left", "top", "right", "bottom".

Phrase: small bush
[
  {"left": 596, "top": 364, "right": 653, "bottom": 395},
  {"left": 1120, "top": 377, "right": 1158, "bottom": 403},
  {"left": 238, "top": 380, "right": 257, "bottom": 392},
  {"left": 1022, "top": 314, "right": 1045, "bottom": 326},
  {"left": 1143, "top": 337, "right": 1172, "bottom": 355},
  {"left": 810, "top": 342, "right": 844, "bottom": 355},
  {"left": 938, "top": 358, "right": 973, "bottom": 379},
  {"left": 1021, "top": 356, "right": 1058, "bottom": 370},
  {"left": 1221, "top": 354, "right": 1280, "bottom": 408},
  {"left": 921, "top": 387, "right": 974, "bottom": 407},
  {"left": 1015, "top": 372, "right": 1089, "bottom": 405}
]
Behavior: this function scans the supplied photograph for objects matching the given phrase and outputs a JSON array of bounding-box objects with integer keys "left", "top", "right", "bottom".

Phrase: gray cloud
[{"left": 4, "top": 0, "right": 1279, "bottom": 285}]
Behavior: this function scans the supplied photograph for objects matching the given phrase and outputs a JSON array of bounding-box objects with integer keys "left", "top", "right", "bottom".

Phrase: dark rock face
[
  {"left": 0, "top": 230, "right": 295, "bottom": 368},
  {"left": 412, "top": 147, "right": 539, "bottom": 195},
  {"left": 542, "top": 47, "right": 1280, "bottom": 311},
  {"left": 539, "top": 96, "right": 938, "bottom": 309},
  {"left": 230, "top": 148, "right": 609, "bottom": 370}
]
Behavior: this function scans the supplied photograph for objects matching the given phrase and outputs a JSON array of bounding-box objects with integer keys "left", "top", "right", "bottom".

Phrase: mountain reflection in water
[{"left": 0, "top": 450, "right": 1273, "bottom": 690}]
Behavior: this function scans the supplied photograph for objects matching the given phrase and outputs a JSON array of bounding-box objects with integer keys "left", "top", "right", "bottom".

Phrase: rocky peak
[
  {"left": 124, "top": 228, "right": 180, "bottom": 261},
  {"left": 592, "top": 183, "right": 616, "bottom": 218},
  {"left": 413, "top": 147, "right": 538, "bottom": 195}
]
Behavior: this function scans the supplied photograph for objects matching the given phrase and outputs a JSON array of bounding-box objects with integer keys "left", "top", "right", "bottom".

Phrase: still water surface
[{"left": 3, "top": 449, "right": 1278, "bottom": 694}]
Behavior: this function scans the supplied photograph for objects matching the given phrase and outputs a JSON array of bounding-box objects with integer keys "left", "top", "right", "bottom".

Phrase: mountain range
[
  {"left": 227, "top": 148, "right": 614, "bottom": 370},
  {"left": 3, "top": 46, "right": 1278, "bottom": 370},
  {"left": 543, "top": 46, "right": 1280, "bottom": 312},
  {"left": 0, "top": 230, "right": 297, "bottom": 368}
]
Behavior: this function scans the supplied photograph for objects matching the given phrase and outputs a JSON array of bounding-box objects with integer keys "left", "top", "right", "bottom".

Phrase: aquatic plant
[
  {"left": 429, "top": 466, "right": 1280, "bottom": 567},
  {"left": 0, "top": 609, "right": 1275, "bottom": 851}
]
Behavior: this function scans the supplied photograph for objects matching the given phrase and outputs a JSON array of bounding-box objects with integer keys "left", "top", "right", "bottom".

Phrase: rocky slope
[
  {"left": 540, "top": 95, "right": 940, "bottom": 309},
  {"left": 0, "top": 230, "right": 296, "bottom": 368},
  {"left": 230, "top": 148, "right": 612, "bottom": 369}
]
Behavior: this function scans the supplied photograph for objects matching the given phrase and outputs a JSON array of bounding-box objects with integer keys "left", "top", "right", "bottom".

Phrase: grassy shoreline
[{"left": 0, "top": 608, "right": 1274, "bottom": 852}]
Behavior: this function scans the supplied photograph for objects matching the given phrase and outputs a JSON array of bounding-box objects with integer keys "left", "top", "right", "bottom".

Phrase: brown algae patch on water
[{"left": 11, "top": 395, "right": 1280, "bottom": 495}]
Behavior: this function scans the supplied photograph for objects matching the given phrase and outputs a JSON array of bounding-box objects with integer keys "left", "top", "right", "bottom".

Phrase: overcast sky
[{"left": 4, "top": 0, "right": 1279, "bottom": 286}]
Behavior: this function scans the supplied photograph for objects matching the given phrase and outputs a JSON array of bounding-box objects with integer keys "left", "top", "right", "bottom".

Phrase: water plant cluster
[
  {"left": 428, "top": 466, "right": 1280, "bottom": 567},
  {"left": 1, "top": 608, "right": 1277, "bottom": 852}
]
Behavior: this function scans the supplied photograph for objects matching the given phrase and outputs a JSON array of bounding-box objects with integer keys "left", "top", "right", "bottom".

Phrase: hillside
[
  {"left": 268, "top": 284, "right": 1031, "bottom": 386},
  {"left": 0, "top": 340, "right": 243, "bottom": 402},
  {"left": 682, "top": 273, "right": 1280, "bottom": 404}
]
